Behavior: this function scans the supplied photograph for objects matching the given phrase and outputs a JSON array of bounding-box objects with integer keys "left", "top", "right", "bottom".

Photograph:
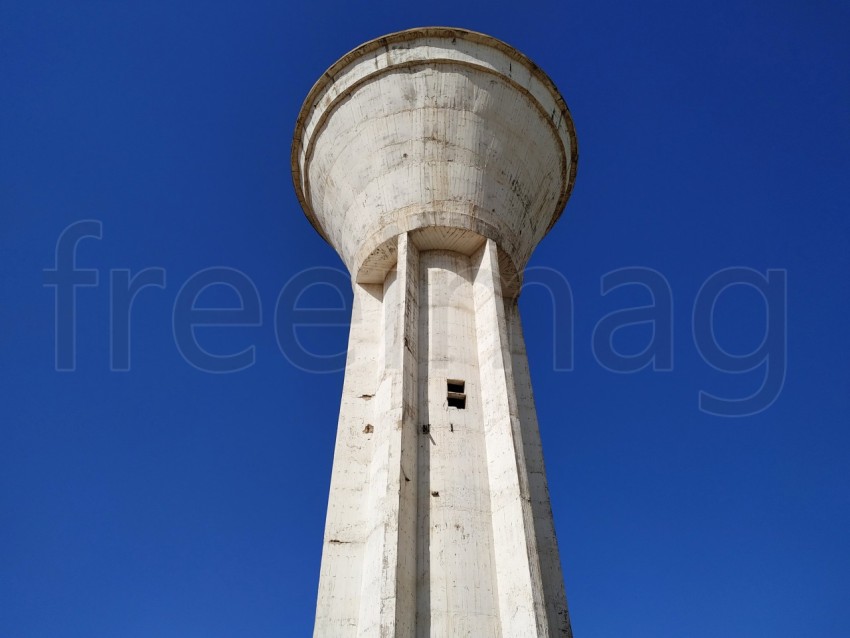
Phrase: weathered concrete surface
[
  {"left": 295, "top": 27, "right": 577, "bottom": 638},
  {"left": 292, "top": 27, "right": 577, "bottom": 285}
]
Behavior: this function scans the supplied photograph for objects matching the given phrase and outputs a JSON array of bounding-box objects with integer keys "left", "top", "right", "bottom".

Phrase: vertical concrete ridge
[
  {"left": 356, "top": 233, "right": 420, "bottom": 637},
  {"left": 395, "top": 234, "right": 420, "bottom": 635},
  {"left": 472, "top": 238, "right": 551, "bottom": 637}
]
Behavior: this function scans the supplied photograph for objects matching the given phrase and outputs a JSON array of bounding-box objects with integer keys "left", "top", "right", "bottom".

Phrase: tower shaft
[{"left": 315, "top": 234, "right": 569, "bottom": 637}]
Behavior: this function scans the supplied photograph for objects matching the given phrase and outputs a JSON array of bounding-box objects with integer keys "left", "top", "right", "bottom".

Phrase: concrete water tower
[{"left": 291, "top": 27, "right": 578, "bottom": 637}]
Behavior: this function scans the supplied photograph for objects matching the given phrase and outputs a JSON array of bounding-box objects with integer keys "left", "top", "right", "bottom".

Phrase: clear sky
[{"left": 2, "top": 1, "right": 849, "bottom": 636}]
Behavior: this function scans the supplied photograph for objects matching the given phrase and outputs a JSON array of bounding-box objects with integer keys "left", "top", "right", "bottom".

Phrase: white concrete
[
  {"left": 295, "top": 27, "right": 577, "bottom": 638},
  {"left": 417, "top": 248, "right": 500, "bottom": 636},
  {"left": 292, "top": 27, "right": 578, "bottom": 284}
]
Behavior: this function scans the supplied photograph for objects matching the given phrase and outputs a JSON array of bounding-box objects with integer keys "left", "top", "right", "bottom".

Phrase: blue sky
[{"left": 2, "top": 1, "right": 849, "bottom": 636}]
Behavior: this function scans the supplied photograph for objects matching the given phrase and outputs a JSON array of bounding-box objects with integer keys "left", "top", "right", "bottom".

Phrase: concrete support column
[
  {"left": 357, "top": 233, "right": 419, "bottom": 637},
  {"left": 472, "top": 238, "right": 550, "bottom": 637},
  {"left": 314, "top": 282, "right": 383, "bottom": 636}
]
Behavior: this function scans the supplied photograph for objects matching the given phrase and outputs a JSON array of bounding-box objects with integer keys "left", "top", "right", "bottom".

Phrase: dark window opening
[
  {"left": 447, "top": 395, "right": 466, "bottom": 409},
  {"left": 447, "top": 379, "right": 465, "bottom": 394},
  {"left": 447, "top": 379, "right": 466, "bottom": 409}
]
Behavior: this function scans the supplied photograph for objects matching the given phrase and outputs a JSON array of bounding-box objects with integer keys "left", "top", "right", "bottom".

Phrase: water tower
[{"left": 292, "top": 27, "right": 578, "bottom": 637}]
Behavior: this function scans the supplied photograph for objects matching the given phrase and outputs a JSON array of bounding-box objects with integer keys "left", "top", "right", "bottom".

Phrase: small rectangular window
[
  {"left": 447, "top": 379, "right": 466, "bottom": 409},
  {"left": 447, "top": 395, "right": 466, "bottom": 409},
  {"left": 447, "top": 379, "right": 465, "bottom": 394}
]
